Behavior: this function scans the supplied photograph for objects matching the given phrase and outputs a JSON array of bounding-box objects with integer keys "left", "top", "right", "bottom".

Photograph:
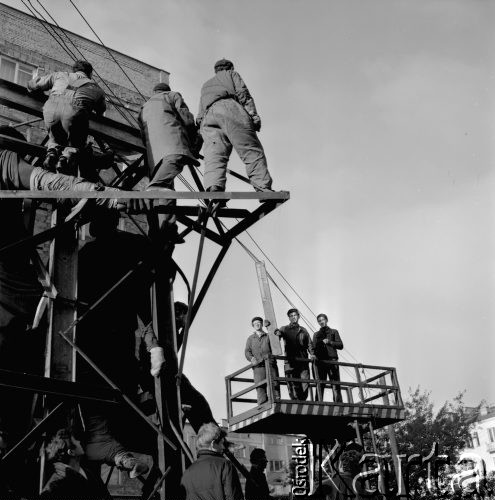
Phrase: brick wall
[{"left": 0, "top": 3, "right": 170, "bottom": 122}]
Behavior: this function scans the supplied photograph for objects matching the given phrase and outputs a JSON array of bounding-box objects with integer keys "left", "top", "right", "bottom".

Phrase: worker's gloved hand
[
  {"left": 98, "top": 186, "right": 127, "bottom": 211},
  {"left": 310, "top": 354, "right": 316, "bottom": 361},
  {"left": 264, "top": 319, "right": 271, "bottom": 328},
  {"left": 252, "top": 115, "right": 261, "bottom": 132},
  {"left": 251, "top": 357, "right": 258, "bottom": 367},
  {"left": 150, "top": 347, "right": 165, "bottom": 377},
  {"left": 124, "top": 197, "right": 153, "bottom": 213}
]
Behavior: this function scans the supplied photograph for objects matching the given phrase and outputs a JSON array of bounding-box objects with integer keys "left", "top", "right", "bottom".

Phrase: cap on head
[
  {"left": 214, "top": 58, "right": 234, "bottom": 73},
  {"left": 0, "top": 125, "right": 26, "bottom": 142},
  {"left": 72, "top": 60, "right": 93, "bottom": 78},
  {"left": 175, "top": 301, "right": 188, "bottom": 316},
  {"left": 317, "top": 313, "right": 328, "bottom": 321},
  {"left": 153, "top": 82, "right": 171, "bottom": 93},
  {"left": 287, "top": 308, "right": 299, "bottom": 317},
  {"left": 251, "top": 316, "right": 263, "bottom": 325},
  {"left": 250, "top": 448, "right": 267, "bottom": 464}
]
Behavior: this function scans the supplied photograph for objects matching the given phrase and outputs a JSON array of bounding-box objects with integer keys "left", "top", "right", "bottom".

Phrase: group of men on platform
[
  {"left": 26, "top": 57, "right": 274, "bottom": 242},
  {"left": 245, "top": 308, "right": 344, "bottom": 404}
]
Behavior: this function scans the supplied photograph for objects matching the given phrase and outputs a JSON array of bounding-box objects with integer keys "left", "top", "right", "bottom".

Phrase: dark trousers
[
  {"left": 81, "top": 374, "right": 213, "bottom": 464},
  {"left": 252, "top": 363, "right": 280, "bottom": 404},
  {"left": 315, "top": 361, "right": 342, "bottom": 402},
  {"left": 285, "top": 363, "right": 310, "bottom": 401},
  {"left": 147, "top": 154, "right": 193, "bottom": 232},
  {"left": 43, "top": 94, "right": 89, "bottom": 160}
]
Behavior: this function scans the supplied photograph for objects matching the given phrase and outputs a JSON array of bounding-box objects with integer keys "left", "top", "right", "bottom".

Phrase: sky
[{"left": 6, "top": 0, "right": 495, "bottom": 419}]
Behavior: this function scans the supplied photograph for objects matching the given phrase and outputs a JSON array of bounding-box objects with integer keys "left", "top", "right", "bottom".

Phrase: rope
[
  {"left": 68, "top": 0, "right": 147, "bottom": 101},
  {"left": 26, "top": 0, "right": 139, "bottom": 127}
]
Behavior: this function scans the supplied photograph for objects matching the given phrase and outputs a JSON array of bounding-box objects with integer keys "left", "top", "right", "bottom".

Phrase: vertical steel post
[
  {"left": 254, "top": 261, "right": 282, "bottom": 355},
  {"left": 41, "top": 207, "right": 79, "bottom": 493},
  {"left": 380, "top": 375, "right": 405, "bottom": 492},
  {"left": 151, "top": 255, "right": 183, "bottom": 500}
]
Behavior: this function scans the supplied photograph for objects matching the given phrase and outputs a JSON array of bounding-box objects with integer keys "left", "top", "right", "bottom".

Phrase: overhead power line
[{"left": 68, "top": 0, "right": 147, "bottom": 101}]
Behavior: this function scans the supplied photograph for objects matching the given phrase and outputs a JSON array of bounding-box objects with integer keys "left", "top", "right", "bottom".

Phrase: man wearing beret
[
  {"left": 245, "top": 317, "right": 280, "bottom": 404},
  {"left": 275, "top": 309, "right": 315, "bottom": 401},
  {"left": 139, "top": 83, "right": 201, "bottom": 244},
  {"left": 197, "top": 59, "right": 273, "bottom": 198}
]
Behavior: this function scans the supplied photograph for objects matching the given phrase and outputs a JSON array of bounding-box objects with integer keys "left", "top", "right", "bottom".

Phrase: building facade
[{"left": 462, "top": 405, "right": 495, "bottom": 473}]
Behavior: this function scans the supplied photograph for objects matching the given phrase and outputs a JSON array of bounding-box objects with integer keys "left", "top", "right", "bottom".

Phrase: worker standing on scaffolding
[
  {"left": 313, "top": 313, "right": 343, "bottom": 402},
  {"left": 245, "top": 317, "right": 280, "bottom": 405},
  {"left": 197, "top": 59, "right": 273, "bottom": 195},
  {"left": 139, "top": 82, "right": 201, "bottom": 244},
  {"left": 275, "top": 309, "right": 315, "bottom": 401},
  {"left": 27, "top": 60, "right": 106, "bottom": 173}
]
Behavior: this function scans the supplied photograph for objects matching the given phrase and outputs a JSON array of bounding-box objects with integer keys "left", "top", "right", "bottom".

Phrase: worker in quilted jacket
[{"left": 197, "top": 59, "right": 273, "bottom": 198}]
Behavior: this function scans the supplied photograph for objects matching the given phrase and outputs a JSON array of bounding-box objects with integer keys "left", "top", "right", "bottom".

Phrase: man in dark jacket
[
  {"left": 27, "top": 60, "right": 106, "bottom": 172},
  {"left": 313, "top": 314, "right": 343, "bottom": 402},
  {"left": 181, "top": 422, "right": 243, "bottom": 500},
  {"left": 275, "top": 309, "right": 315, "bottom": 401},
  {"left": 197, "top": 59, "right": 272, "bottom": 194},
  {"left": 245, "top": 448, "right": 272, "bottom": 500},
  {"left": 41, "top": 428, "right": 111, "bottom": 500},
  {"left": 245, "top": 317, "right": 279, "bottom": 404},
  {"left": 139, "top": 82, "right": 200, "bottom": 243}
]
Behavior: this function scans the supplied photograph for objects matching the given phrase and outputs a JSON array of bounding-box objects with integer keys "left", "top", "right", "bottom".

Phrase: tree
[
  {"left": 393, "top": 387, "right": 476, "bottom": 461},
  {"left": 370, "top": 387, "right": 485, "bottom": 499}
]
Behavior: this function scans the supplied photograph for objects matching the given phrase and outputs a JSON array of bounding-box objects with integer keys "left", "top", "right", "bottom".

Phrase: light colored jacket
[
  {"left": 27, "top": 71, "right": 106, "bottom": 114},
  {"left": 197, "top": 69, "right": 259, "bottom": 126}
]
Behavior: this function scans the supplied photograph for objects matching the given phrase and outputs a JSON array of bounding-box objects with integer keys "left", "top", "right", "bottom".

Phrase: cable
[
  {"left": 68, "top": 0, "right": 146, "bottom": 101},
  {"left": 243, "top": 229, "right": 318, "bottom": 319},
  {"left": 28, "top": 0, "right": 139, "bottom": 127}
]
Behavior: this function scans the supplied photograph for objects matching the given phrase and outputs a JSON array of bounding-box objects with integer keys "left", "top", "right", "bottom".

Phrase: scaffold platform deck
[{"left": 226, "top": 356, "right": 405, "bottom": 441}]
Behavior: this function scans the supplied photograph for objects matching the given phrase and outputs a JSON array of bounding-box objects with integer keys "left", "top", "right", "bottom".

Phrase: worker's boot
[
  {"left": 254, "top": 185, "right": 274, "bottom": 203},
  {"left": 43, "top": 149, "right": 59, "bottom": 172},
  {"left": 206, "top": 185, "right": 227, "bottom": 212},
  {"left": 114, "top": 451, "right": 149, "bottom": 479}
]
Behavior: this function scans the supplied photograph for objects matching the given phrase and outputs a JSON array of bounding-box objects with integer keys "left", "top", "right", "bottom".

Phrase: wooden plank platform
[
  {"left": 228, "top": 400, "right": 405, "bottom": 441},
  {"left": 0, "top": 190, "right": 290, "bottom": 200}
]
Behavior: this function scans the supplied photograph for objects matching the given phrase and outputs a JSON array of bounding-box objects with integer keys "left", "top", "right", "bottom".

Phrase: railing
[{"left": 225, "top": 355, "right": 404, "bottom": 420}]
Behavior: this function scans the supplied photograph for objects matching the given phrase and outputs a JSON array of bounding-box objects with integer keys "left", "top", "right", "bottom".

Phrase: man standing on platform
[
  {"left": 275, "top": 309, "right": 315, "bottom": 401},
  {"left": 197, "top": 59, "right": 273, "bottom": 196},
  {"left": 313, "top": 314, "right": 343, "bottom": 402},
  {"left": 245, "top": 317, "right": 280, "bottom": 405},
  {"left": 139, "top": 83, "right": 201, "bottom": 244}
]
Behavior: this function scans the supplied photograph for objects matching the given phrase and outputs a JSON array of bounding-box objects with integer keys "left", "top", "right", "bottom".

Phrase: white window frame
[{"left": 0, "top": 55, "right": 36, "bottom": 85}]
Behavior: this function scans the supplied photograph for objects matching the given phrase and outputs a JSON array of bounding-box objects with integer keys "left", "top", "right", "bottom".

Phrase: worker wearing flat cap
[
  {"left": 197, "top": 59, "right": 273, "bottom": 196},
  {"left": 245, "top": 317, "right": 280, "bottom": 405},
  {"left": 138, "top": 82, "right": 201, "bottom": 244}
]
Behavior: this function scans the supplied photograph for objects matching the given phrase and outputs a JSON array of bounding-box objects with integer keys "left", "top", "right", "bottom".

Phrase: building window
[
  {"left": 489, "top": 428, "right": 495, "bottom": 443},
  {"left": 472, "top": 432, "right": 480, "bottom": 447},
  {"left": 269, "top": 460, "right": 285, "bottom": 472},
  {"left": 0, "top": 56, "right": 36, "bottom": 86}
]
